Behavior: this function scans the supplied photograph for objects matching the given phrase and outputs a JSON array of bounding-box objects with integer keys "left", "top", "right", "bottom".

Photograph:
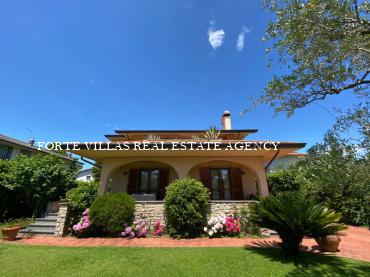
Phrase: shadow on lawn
[{"left": 245, "top": 241, "right": 370, "bottom": 276}]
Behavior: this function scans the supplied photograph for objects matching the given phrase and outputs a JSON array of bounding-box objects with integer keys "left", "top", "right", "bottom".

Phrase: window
[
  {"left": 86, "top": 175, "right": 92, "bottom": 181},
  {"left": 138, "top": 169, "right": 159, "bottom": 194},
  {"left": 210, "top": 168, "right": 231, "bottom": 200},
  {"left": 0, "top": 144, "right": 13, "bottom": 160}
]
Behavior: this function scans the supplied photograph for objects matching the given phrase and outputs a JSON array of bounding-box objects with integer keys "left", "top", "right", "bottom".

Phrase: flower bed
[{"left": 204, "top": 215, "right": 241, "bottom": 237}]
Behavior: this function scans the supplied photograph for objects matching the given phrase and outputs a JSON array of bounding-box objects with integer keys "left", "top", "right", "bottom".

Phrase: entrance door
[{"left": 210, "top": 169, "right": 231, "bottom": 200}]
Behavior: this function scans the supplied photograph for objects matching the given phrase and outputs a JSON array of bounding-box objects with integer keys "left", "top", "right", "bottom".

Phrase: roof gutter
[
  {"left": 265, "top": 150, "right": 280, "bottom": 172},
  {"left": 80, "top": 156, "right": 101, "bottom": 169}
]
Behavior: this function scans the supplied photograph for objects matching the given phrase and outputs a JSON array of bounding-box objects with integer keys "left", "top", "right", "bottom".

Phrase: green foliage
[
  {"left": 204, "top": 126, "right": 221, "bottom": 140},
  {"left": 164, "top": 178, "right": 210, "bottom": 238},
  {"left": 0, "top": 154, "right": 80, "bottom": 217},
  {"left": 92, "top": 167, "right": 101, "bottom": 180},
  {"left": 297, "top": 132, "right": 369, "bottom": 226},
  {"left": 89, "top": 193, "right": 135, "bottom": 236},
  {"left": 66, "top": 181, "right": 99, "bottom": 212},
  {"left": 267, "top": 169, "right": 302, "bottom": 194},
  {"left": 0, "top": 218, "right": 33, "bottom": 229},
  {"left": 252, "top": 0, "right": 369, "bottom": 117},
  {"left": 250, "top": 192, "right": 346, "bottom": 255},
  {"left": 239, "top": 204, "right": 261, "bottom": 236}
]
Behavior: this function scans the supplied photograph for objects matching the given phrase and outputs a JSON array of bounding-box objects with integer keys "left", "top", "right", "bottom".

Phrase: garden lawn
[{"left": 0, "top": 244, "right": 369, "bottom": 276}]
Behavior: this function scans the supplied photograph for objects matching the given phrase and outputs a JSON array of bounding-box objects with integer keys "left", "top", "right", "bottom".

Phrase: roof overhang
[{"left": 64, "top": 141, "right": 306, "bottom": 164}]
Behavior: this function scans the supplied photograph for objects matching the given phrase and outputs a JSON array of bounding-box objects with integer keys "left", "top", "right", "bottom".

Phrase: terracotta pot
[
  {"left": 1, "top": 226, "right": 21, "bottom": 241},
  {"left": 315, "top": 235, "right": 341, "bottom": 252}
]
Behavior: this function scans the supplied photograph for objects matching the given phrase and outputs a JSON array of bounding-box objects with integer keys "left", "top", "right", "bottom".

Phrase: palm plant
[
  {"left": 204, "top": 126, "right": 221, "bottom": 140},
  {"left": 249, "top": 192, "right": 346, "bottom": 255}
]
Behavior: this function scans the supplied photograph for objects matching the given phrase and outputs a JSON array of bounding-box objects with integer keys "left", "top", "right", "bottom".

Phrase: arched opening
[
  {"left": 188, "top": 160, "right": 260, "bottom": 200},
  {"left": 107, "top": 161, "right": 179, "bottom": 200}
]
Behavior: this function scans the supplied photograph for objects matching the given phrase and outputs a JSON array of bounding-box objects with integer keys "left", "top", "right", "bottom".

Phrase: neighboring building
[
  {"left": 76, "top": 168, "right": 94, "bottom": 182},
  {"left": 0, "top": 134, "right": 75, "bottom": 163},
  {"left": 66, "top": 111, "right": 305, "bottom": 200},
  {"left": 267, "top": 152, "right": 307, "bottom": 173}
]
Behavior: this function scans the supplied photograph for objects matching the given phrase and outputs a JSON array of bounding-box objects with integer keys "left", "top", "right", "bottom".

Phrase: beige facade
[
  {"left": 68, "top": 112, "right": 305, "bottom": 200},
  {"left": 101, "top": 155, "right": 268, "bottom": 197}
]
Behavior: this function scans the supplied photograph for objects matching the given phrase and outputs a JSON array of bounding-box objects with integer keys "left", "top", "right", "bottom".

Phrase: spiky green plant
[
  {"left": 249, "top": 192, "right": 346, "bottom": 255},
  {"left": 204, "top": 126, "right": 221, "bottom": 140}
]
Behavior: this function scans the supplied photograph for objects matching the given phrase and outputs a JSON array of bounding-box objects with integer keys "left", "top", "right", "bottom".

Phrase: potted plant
[
  {"left": 249, "top": 192, "right": 347, "bottom": 255},
  {"left": 308, "top": 208, "right": 347, "bottom": 252},
  {"left": 314, "top": 235, "right": 342, "bottom": 252},
  {"left": 1, "top": 220, "right": 22, "bottom": 241}
]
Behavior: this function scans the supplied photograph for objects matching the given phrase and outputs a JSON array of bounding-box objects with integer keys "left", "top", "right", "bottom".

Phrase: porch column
[{"left": 99, "top": 161, "right": 115, "bottom": 194}]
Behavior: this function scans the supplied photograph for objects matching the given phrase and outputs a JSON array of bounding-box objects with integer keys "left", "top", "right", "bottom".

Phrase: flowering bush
[
  {"left": 224, "top": 216, "right": 240, "bottom": 236},
  {"left": 73, "top": 209, "right": 92, "bottom": 235},
  {"left": 204, "top": 215, "right": 240, "bottom": 237},
  {"left": 153, "top": 220, "right": 165, "bottom": 236},
  {"left": 204, "top": 215, "right": 224, "bottom": 237},
  {"left": 121, "top": 220, "right": 148, "bottom": 239}
]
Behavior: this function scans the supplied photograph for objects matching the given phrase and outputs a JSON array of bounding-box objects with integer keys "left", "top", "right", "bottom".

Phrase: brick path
[{"left": 6, "top": 226, "right": 370, "bottom": 262}]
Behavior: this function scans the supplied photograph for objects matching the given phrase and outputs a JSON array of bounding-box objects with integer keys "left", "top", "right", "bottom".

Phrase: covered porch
[{"left": 100, "top": 155, "right": 269, "bottom": 200}]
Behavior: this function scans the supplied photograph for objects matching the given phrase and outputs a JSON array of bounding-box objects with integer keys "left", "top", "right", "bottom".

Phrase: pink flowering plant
[
  {"left": 204, "top": 215, "right": 241, "bottom": 237},
  {"left": 73, "top": 208, "right": 92, "bottom": 236},
  {"left": 224, "top": 216, "right": 240, "bottom": 236},
  {"left": 121, "top": 220, "right": 148, "bottom": 239},
  {"left": 152, "top": 220, "right": 165, "bottom": 236}
]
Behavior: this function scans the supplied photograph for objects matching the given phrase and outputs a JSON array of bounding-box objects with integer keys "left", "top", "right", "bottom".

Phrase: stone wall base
[
  {"left": 56, "top": 200, "right": 256, "bottom": 236},
  {"left": 134, "top": 200, "right": 255, "bottom": 225}
]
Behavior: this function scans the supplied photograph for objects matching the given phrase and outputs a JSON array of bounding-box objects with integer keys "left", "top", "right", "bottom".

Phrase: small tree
[
  {"left": 296, "top": 132, "right": 369, "bottom": 226},
  {"left": 164, "top": 178, "right": 210, "bottom": 238},
  {"left": 66, "top": 181, "right": 99, "bottom": 212},
  {"left": 2, "top": 154, "right": 80, "bottom": 217}
]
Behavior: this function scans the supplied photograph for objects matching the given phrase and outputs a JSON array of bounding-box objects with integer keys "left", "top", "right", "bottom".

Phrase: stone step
[
  {"left": 29, "top": 222, "right": 56, "bottom": 228},
  {"left": 20, "top": 226, "right": 55, "bottom": 235},
  {"left": 41, "top": 212, "right": 58, "bottom": 217},
  {"left": 36, "top": 217, "right": 58, "bottom": 222}
]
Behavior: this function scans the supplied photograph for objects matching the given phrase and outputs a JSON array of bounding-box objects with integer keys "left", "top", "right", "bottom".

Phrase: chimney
[
  {"left": 221, "top": 111, "right": 232, "bottom": 130},
  {"left": 29, "top": 138, "right": 35, "bottom": 146}
]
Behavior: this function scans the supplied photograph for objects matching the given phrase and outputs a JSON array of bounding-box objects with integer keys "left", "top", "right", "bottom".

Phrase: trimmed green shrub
[
  {"left": 89, "top": 193, "right": 135, "bottom": 236},
  {"left": 267, "top": 169, "right": 301, "bottom": 195},
  {"left": 164, "top": 178, "right": 210, "bottom": 238},
  {"left": 250, "top": 192, "right": 346, "bottom": 255},
  {"left": 66, "top": 181, "right": 99, "bottom": 212}
]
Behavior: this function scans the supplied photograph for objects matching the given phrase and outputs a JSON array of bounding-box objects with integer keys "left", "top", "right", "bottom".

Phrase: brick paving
[{"left": 6, "top": 226, "right": 370, "bottom": 262}]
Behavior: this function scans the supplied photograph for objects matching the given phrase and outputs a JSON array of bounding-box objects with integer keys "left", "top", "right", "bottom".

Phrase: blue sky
[{"left": 0, "top": 0, "right": 357, "bottom": 150}]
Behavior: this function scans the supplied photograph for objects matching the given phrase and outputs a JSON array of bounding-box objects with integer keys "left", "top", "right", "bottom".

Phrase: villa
[{"left": 69, "top": 111, "right": 305, "bottom": 201}]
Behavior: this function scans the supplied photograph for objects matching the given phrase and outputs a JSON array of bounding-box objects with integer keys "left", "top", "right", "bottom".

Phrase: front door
[{"left": 210, "top": 169, "right": 231, "bottom": 200}]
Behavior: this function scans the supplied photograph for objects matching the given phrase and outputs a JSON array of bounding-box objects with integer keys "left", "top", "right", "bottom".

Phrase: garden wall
[{"left": 134, "top": 200, "right": 255, "bottom": 226}]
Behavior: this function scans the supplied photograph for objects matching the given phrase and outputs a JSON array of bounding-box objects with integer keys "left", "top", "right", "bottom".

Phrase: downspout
[
  {"left": 80, "top": 156, "right": 101, "bottom": 169},
  {"left": 265, "top": 150, "right": 280, "bottom": 172}
]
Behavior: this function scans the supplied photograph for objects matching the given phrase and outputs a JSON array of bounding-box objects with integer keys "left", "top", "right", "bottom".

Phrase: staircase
[{"left": 19, "top": 202, "right": 60, "bottom": 236}]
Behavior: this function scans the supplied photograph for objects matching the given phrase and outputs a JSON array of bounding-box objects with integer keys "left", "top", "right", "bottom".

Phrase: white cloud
[
  {"left": 207, "top": 20, "right": 225, "bottom": 50},
  {"left": 236, "top": 26, "right": 252, "bottom": 51}
]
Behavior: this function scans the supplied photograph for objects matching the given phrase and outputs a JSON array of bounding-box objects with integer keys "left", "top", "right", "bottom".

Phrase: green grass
[{"left": 0, "top": 244, "right": 369, "bottom": 276}]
